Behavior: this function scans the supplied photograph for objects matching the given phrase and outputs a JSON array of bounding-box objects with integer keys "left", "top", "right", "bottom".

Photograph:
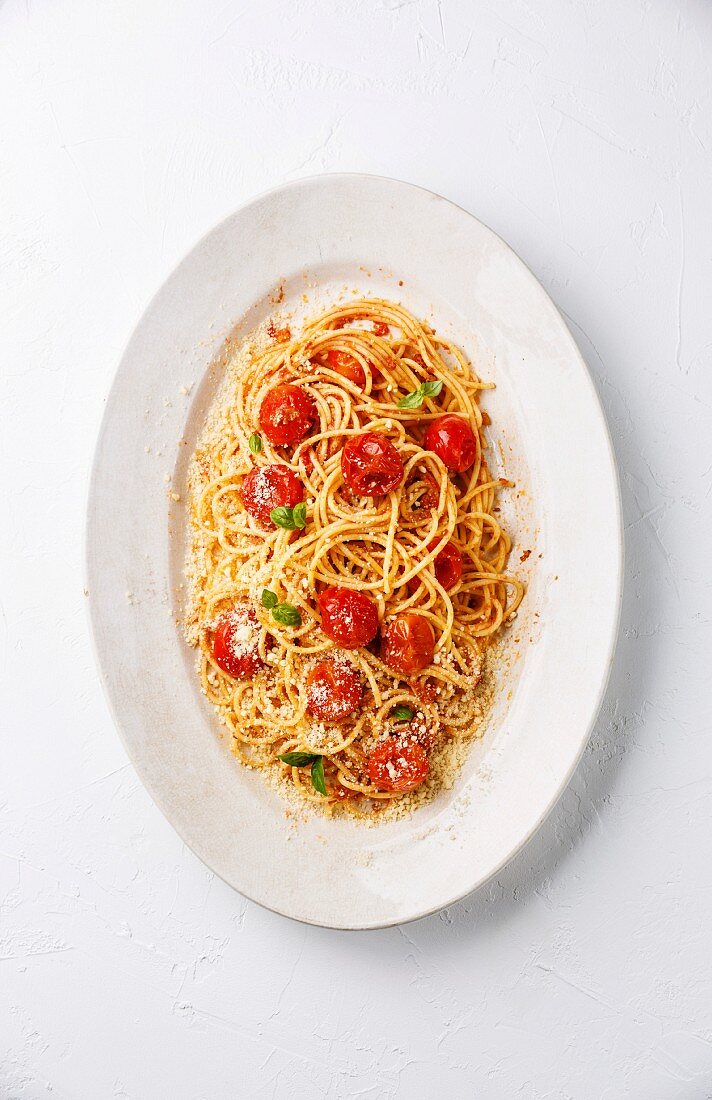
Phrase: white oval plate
[{"left": 87, "top": 174, "right": 622, "bottom": 929}]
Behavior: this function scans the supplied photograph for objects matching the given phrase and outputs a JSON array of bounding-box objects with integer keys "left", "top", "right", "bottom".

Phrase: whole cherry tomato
[
  {"left": 367, "top": 737, "right": 429, "bottom": 792},
  {"left": 424, "top": 414, "right": 479, "bottom": 473},
  {"left": 427, "top": 538, "right": 463, "bottom": 591},
  {"left": 212, "top": 605, "right": 266, "bottom": 679},
  {"left": 318, "top": 587, "right": 379, "bottom": 648},
  {"left": 259, "top": 384, "right": 318, "bottom": 446},
  {"left": 341, "top": 433, "right": 404, "bottom": 497},
  {"left": 381, "top": 613, "right": 435, "bottom": 675},
  {"left": 306, "top": 659, "right": 362, "bottom": 722},
  {"left": 326, "top": 349, "right": 366, "bottom": 389},
  {"left": 240, "top": 464, "right": 304, "bottom": 528}
]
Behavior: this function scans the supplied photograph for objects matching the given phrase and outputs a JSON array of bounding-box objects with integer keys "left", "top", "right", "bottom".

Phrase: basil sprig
[
  {"left": 392, "top": 705, "right": 414, "bottom": 721},
  {"left": 272, "top": 603, "right": 302, "bottom": 627},
  {"left": 278, "top": 751, "right": 317, "bottom": 767},
  {"left": 261, "top": 589, "right": 302, "bottom": 627},
  {"left": 278, "top": 751, "right": 327, "bottom": 795},
  {"left": 270, "top": 502, "right": 307, "bottom": 530},
  {"left": 248, "top": 433, "right": 263, "bottom": 454},
  {"left": 310, "top": 756, "right": 327, "bottom": 795},
  {"left": 397, "top": 379, "right": 443, "bottom": 409}
]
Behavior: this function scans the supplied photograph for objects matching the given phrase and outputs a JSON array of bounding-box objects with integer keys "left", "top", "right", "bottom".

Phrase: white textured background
[{"left": 1, "top": 0, "right": 711, "bottom": 1096}]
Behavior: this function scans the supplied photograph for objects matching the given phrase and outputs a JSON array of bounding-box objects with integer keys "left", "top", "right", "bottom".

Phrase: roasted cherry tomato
[
  {"left": 306, "top": 658, "right": 362, "bottom": 722},
  {"left": 259, "top": 384, "right": 318, "bottom": 447},
  {"left": 424, "top": 414, "right": 479, "bottom": 473},
  {"left": 240, "top": 464, "right": 304, "bottom": 528},
  {"left": 367, "top": 737, "right": 429, "bottom": 792},
  {"left": 326, "top": 348, "right": 366, "bottom": 389},
  {"left": 381, "top": 613, "right": 435, "bottom": 675},
  {"left": 318, "top": 586, "right": 379, "bottom": 648},
  {"left": 341, "top": 432, "right": 404, "bottom": 497},
  {"left": 212, "top": 605, "right": 266, "bottom": 679},
  {"left": 428, "top": 538, "right": 463, "bottom": 591}
]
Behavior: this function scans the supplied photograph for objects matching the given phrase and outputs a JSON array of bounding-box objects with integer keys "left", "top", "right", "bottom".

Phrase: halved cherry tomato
[
  {"left": 306, "top": 658, "right": 362, "bottom": 722},
  {"left": 381, "top": 613, "right": 435, "bottom": 675},
  {"left": 326, "top": 348, "right": 366, "bottom": 389},
  {"left": 367, "top": 737, "right": 429, "bottom": 792},
  {"left": 341, "top": 433, "right": 404, "bottom": 497},
  {"left": 427, "top": 538, "right": 463, "bottom": 591},
  {"left": 318, "top": 587, "right": 379, "bottom": 648},
  {"left": 240, "top": 464, "right": 304, "bottom": 528},
  {"left": 212, "top": 605, "right": 266, "bottom": 679},
  {"left": 424, "top": 414, "right": 479, "bottom": 473},
  {"left": 259, "top": 384, "right": 318, "bottom": 446}
]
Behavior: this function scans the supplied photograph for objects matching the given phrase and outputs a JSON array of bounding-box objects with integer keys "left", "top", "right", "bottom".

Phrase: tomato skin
[
  {"left": 318, "top": 587, "right": 379, "bottom": 648},
  {"left": 424, "top": 414, "right": 479, "bottom": 473},
  {"left": 240, "top": 464, "right": 304, "bottom": 528},
  {"left": 259, "top": 384, "right": 318, "bottom": 446},
  {"left": 341, "top": 433, "right": 404, "bottom": 497},
  {"left": 212, "top": 605, "right": 266, "bottom": 679},
  {"left": 326, "top": 349, "right": 366, "bottom": 389},
  {"left": 367, "top": 737, "right": 429, "bottom": 792},
  {"left": 381, "top": 613, "right": 435, "bottom": 675},
  {"left": 306, "top": 659, "right": 362, "bottom": 721},
  {"left": 427, "top": 538, "right": 463, "bottom": 591}
]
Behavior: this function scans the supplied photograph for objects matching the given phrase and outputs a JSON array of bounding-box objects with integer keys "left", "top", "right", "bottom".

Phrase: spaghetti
[{"left": 184, "top": 298, "right": 524, "bottom": 816}]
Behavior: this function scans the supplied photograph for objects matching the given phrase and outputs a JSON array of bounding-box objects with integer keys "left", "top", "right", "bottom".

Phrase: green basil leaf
[
  {"left": 270, "top": 504, "right": 307, "bottom": 530},
  {"left": 392, "top": 705, "right": 414, "bottom": 721},
  {"left": 272, "top": 603, "right": 302, "bottom": 627},
  {"left": 278, "top": 751, "right": 318, "bottom": 767},
  {"left": 397, "top": 379, "right": 443, "bottom": 409},
  {"left": 397, "top": 387, "right": 425, "bottom": 409},
  {"left": 248, "top": 433, "right": 263, "bottom": 454},
  {"left": 261, "top": 589, "right": 278, "bottom": 609},
  {"left": 270, "top": 506, "right": 298, "bottom": 529},
  {"left": 311, "top": 756, "right": 327, "bottom": 795}
]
